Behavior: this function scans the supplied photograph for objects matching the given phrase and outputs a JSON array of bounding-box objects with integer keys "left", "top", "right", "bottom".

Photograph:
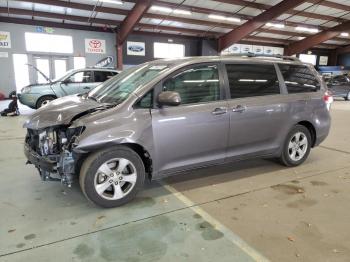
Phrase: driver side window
[
  {"left": 163, "top": 64, "right": 220, "bottom": 105},
  {"left": 68, "top": 71, "right": 93, "bottom": 83}
]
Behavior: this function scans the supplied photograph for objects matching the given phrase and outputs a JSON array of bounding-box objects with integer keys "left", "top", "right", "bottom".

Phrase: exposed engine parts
[{"left": 25, "top": 126, "right": 85, "bottom": 187}]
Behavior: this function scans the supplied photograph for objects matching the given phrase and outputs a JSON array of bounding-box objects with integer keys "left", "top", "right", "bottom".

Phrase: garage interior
[{"left": 1, "top": 0, "right": 350, "bottom": 261}]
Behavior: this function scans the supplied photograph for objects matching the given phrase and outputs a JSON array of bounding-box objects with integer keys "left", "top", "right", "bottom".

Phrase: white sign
[
  {"left": 241, "top": 44, "right": 252, "bottom": 53},
  {"left": 263, "top": 46, "right": 274, "bottom": 55},
  {"left": 273, "top": 47, "right": 284, "bottom": 56},
  {"left": 127, "top": 41, "right": 145, "bottom": 56},
  {"left": 0, "top": 31, "right": 11, "bottom": 48},
  {"left": 229, "top": 44, "right": 241, "bottom": 54},
  {"left": 319, "top": 56, "right": 328, "bottom": 66},
  {"left": 253, "top": 45, "right": 264, "bottom": 54},
  {"left": 0, "top": 52, "right": 8, "bottom": 58},
  {"left": 85, "top": 39, "right": 106, "bottom": 54}
]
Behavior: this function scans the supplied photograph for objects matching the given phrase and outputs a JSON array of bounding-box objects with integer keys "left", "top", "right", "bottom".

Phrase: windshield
[
  {"left": 52, "top": 69, "right": 75, "bottom": 82},
  {"left": 88, "top": 64, "right": 169, "bottom": 104}
]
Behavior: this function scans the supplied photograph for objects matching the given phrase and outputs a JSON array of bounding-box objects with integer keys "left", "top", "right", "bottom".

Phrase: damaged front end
[{"left": 24, "top": 125, "right": 85, "bottom": 187}]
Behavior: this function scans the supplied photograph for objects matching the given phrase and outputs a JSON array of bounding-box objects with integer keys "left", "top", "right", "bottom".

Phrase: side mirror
[{"left": 157, "top": 91, "right": 181, "bottom": 107}]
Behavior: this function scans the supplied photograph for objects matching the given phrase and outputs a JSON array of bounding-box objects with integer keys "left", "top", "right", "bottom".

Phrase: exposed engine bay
[{"left": 25, "top": 126, "right": 85, "bottom": 187}]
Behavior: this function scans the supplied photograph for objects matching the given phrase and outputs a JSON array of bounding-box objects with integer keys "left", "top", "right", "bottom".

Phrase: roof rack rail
[{"left": 223, "top": 52, "right": 301, "bottom": 62}]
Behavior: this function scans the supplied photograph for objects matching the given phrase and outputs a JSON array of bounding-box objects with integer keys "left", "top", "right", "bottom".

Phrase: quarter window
[
  {"left": 225, "top": 64, "right": 280, "bottom": 99},
  {"left": 68, "top": 71, "right": 93, "bottom": 83},
  {"left": 278, "top": 64, "right": 320, "bottom": 93},
  {"left": 163, "top": 64, "right": 220, "bottom": 105}
]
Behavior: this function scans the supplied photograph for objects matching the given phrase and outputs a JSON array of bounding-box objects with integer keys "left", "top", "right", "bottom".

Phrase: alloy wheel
[{"left": 288, "top": 132, "right": 308, "bottom": 161}]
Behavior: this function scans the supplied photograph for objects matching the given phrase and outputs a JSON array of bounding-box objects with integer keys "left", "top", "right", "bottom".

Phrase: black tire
[
  {"left": 36, "top": 95, "right": 56, "bottom": 109},
  {"left": 279, "top": 125, "right": 312, "bottom": 167},
  {"left": 79, "top": 146, "right": 145, "bottom": 208}
]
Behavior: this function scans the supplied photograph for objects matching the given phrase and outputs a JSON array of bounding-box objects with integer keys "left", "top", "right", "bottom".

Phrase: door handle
[
  {"left": 83, "top": 86, "right": 90, "bottom": 89},
  {"left": 232, "top": 105, "right": 246, "bottom": 113},
  {"left": 212, "top": 107, "right": 228, "bottom": 115}
]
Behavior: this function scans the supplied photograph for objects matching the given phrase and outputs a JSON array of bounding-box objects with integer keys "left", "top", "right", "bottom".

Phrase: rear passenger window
[
  {"left": 225, "top": 64, "right": 280, "bottom": 99},
  {"left": 163, "top": 64, "right": 220, "bottom": 105},
  {"left": 94, "top": 71, "right": 116, "bottom": 82},
  {"left": 278, "top": 64, "right": 320, "bottom": 93}
]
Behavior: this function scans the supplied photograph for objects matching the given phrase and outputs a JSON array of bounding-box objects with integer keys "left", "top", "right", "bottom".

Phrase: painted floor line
[
  {"left": 320, "top": 145, "right": 350, "bottom": 155},
  {"left": 161, "top": 182, "right": 270, "bottom": 262}
]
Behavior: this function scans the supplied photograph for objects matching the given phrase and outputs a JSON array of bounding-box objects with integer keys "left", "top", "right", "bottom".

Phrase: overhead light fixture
[
  {"left": 150, "top": 5, "right": 192, "bottom": 15},
  {"left": 150, "top": 5, "right": 172, "bottom": 13},
  {"left": 266, "top": 22, "right": 285, "bottom": 29},
  {"left": 173, "top": 9, "right": 192, "bottom": 15},
  {"left": 341, "top": 32, "right": 349, "bottom": 37},
  {"left": 295, "top": 26, "right": 319, "bottom": 33},
  {"left": 96, "top": 0, "right": 123, "bottom": 4},
  {"left": 208, "top": 14, "right": 241, "bottom": 23}
]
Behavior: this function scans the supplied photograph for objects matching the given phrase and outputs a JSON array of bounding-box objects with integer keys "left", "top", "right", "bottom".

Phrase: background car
[
  {"left": 326, "top": 74, "right": 350, "bottom": 101},
  {"left": 18, "top": 67, "right": 119, "bottom": 109}
]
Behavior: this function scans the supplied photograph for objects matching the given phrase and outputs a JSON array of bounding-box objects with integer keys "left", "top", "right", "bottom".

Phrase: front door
[
  {"left": 224, "top": 63, "right": 289, "bottom": 160},
  {"left": 61, "top": 70, "right": 93, "bottom": 95},
  {"left": 151, "top": 63, "right": 230, "bottom": 176}
]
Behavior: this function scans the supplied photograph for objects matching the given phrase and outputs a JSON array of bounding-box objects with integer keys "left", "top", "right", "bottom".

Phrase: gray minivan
[{"left": 23, "top": 55, "right": 331, "bottom": 207}]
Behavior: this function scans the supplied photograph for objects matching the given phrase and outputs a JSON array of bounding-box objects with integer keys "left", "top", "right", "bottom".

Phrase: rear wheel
[
  {"left": 79, "top": 146, "right": 145, "bottom": 208},
  {"left": 279, "top": 125, "right": 311, "bottom": 167},
  {"left": 36, "top": 95, "right": 56, "bottom": 108}
]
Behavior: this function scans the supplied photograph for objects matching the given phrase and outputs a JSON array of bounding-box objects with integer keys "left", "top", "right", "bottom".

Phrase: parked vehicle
[
  {"left": 326, "top": 74, "right": 350, "bottom": 100},
  {"left": 23, "top": 55, "right": 331, "bottom": 207},
  {"left": 18, "top": 66, "right": 119, "bottom": 109}
]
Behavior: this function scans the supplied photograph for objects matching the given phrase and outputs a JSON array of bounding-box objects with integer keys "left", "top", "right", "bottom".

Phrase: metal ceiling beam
[
  {"left": 285, "top": 20, "right": 350, "bottom": 55},
  {"left": 218, "top": 0, "right": 306, "bottom": 51},
  {"left": 117, "top": 0, "right": 153, "bottom": 44},
  {"left": 214, "top": 0, "right": 347, "bottom": 23}
]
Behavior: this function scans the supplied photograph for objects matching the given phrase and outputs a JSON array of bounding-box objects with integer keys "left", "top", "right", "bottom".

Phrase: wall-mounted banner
[
  {"left": 36, "top": 26, "right": 55, "bottom": 34},
  {"left": 85, "top": 39, "right": 106, "bottom": 54},
  {"left": 263, "top": 46, "right": 274, "bottom": 55},
  {"left": 240, "top": 44, "right": 253, "bottom": 53},
  {"left": 0, "top": 31, "right": 11, "bottom": 48},
  {"left": 95, "top": 56, "right": 114, "bottom": 68},
  {"left": 127, "top": 41, "right": 145, "bottom": 56},
  {"left": 253, "top": 45, "right": 264, "bottom": 54},
  {"left": 319, "top": 56, "right": 329, "bottom": 66}
]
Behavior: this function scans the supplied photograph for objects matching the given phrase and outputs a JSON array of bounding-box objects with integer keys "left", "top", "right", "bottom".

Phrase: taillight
[{"left": 323, "top": 90, "right": 333, "bottom": 110}]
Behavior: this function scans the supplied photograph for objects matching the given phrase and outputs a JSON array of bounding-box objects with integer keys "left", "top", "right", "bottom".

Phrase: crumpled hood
[{"left": 24, "top": 95, "right": 101, "bottom": 130}]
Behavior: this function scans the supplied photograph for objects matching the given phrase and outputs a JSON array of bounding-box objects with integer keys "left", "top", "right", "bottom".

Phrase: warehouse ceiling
[{"left": 1, "top": 0, "right": 350, "bottom": 52}]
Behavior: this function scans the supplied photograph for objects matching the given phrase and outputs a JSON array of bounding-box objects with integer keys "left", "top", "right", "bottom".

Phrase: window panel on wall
[
  {"left": 154, "top": 42, "right": 185, "bottom": 59},
  {"left": 25, "top": 33, "right": 73, "bottom": 53},
  {"left": 225, "top": 64, "right": 280, "bottom": 99},
  {"left": 13, "top": 54, "right": 30, "bottom": 92},
  {"left": 74, "top": 57, "right": 86, "bottom": 69}
]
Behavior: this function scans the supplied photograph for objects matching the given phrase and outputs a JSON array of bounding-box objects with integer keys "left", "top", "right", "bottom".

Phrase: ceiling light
[
  {"left": 295, "top": 26, "right": 319, "bottom": 33},
  {"left": 266, "top": 22, "right": 285, "bottom": 29},
  {"left": 173, "top": 9, "right": 192, "bottom": 15},
  {"left": 341, "top": 32, "right": 349, "bottom": 37},
  {"left": 96, "top": 0, "right": 123, "bottom": 4},
  {"left": 150, "top": 5, "right": 172, "bottom": 13},
  {"left": 208, "top": 14, "right": 241, "bottom": 23}
]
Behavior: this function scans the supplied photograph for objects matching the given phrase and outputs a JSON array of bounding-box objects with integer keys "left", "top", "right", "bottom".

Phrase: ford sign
[{"left": 128, "top": 45, "right": 144, "bottom": 52}]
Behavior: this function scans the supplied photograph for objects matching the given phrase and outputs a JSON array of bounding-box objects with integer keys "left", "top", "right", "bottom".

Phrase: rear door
[
  {"left": 151, "top": 63, "right": 230, "bottom": 175},
  {"left": 224, "top": 63, "right": 290, "bottom": 160}
]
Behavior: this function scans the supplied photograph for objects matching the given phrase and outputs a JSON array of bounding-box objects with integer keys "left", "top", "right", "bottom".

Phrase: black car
[{"left": 327, "top": 75, "right": 350, "bottom": 100}]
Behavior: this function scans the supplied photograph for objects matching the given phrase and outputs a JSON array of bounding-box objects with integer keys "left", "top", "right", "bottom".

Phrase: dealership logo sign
[
  {"left": 95, "top": 56, "right": 114, "bottom": 68},
  {"left": 85, "top": 38, "right": 106, "bottom": 54},
  {"left": 127, "top": 41, "right": 145, "bottom": 56},
  {"left": 0, "top": 31, "right": 11, "bottom": 48}
]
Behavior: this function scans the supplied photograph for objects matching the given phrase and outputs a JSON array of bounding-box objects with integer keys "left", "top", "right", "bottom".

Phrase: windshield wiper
[{"left": 87, "top": 95, "right": 99, "bottom": 103}]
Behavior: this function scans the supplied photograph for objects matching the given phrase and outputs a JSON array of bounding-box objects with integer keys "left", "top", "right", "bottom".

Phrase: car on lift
[
  {"left": 18, "top": 66, "right": 119, "bottom": 109},
  {"left": 23, "top": 54, "right": 332, "bottom": 208},
  {"left": 326, "top": 74, "right": 350, "bottom": 100}
]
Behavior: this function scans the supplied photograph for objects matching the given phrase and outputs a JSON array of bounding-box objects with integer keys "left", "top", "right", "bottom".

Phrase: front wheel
[
  {"left": 36, "top": 95, "right": 56, "bottom": 109},
  {"left": 79, "top": 146, "right": 145, "bottom": 208},
  {"left": 279, "top": 125, "right": 311, "bottom": 167}
]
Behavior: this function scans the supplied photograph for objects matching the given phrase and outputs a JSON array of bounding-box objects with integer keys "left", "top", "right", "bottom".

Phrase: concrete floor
[{"left": 0, "top": 100, "right": 349, "bottom": 262}]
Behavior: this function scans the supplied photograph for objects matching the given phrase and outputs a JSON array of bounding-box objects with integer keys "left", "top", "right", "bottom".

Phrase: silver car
[
  {"left": 23, "top": 55, "right": 331, "bottom": 208},
  {"left": 18, "top": 67, "right": 119, "bottom": 109}
]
